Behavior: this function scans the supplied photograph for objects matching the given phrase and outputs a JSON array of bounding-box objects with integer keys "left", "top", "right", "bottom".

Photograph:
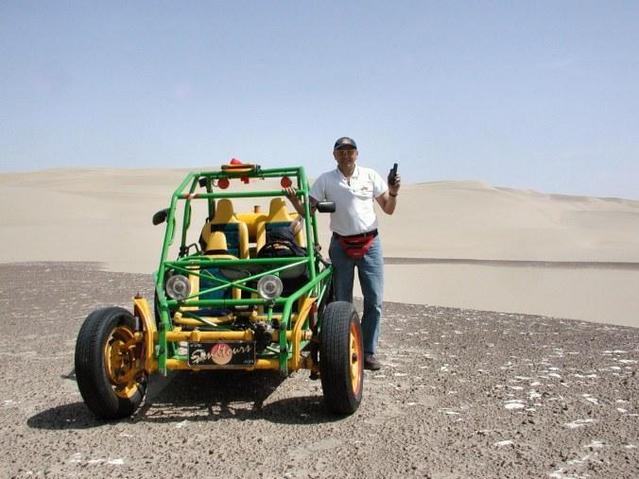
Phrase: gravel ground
[{"left": 1, "top": 262, "right": 638, "bottom": 479}]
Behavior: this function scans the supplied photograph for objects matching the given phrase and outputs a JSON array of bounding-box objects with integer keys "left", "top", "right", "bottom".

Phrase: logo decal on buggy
[
  {"left": 209, "top": 343, "right": 233, "bottom": 365},
  {"left": 190, "top": 348, "right": 207, "bottom": 364},
  {"left": 188, "top": 342, "right": 256, "bottom": 367}
]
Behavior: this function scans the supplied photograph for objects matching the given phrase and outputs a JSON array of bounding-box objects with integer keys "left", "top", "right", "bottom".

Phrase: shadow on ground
[{"left": 28, "top": 370, "right": 341, "bottom": 430}]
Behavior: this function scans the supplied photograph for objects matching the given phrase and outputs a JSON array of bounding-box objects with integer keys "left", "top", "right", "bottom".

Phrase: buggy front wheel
[
  {"left": 75, "top": 307, "right": 147, "bottom": 420},
  {"left": 319, "top": 301, "right": 364, "bottom": 414}
]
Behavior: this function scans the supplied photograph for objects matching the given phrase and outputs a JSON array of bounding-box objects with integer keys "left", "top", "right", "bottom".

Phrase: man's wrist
[{"left": 389, "top": 191, "right": 398, "bottom": 197}]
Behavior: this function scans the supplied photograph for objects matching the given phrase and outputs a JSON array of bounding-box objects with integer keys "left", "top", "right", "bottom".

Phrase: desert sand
[
  {"left": 1, "top": 168, "right": 638, "bottom": 326},
  {"left": 1, "top": 170, "right": 638, "bottom": 478},
  {"left": 1, "top": 263, "right": 637, "bottom": 478}
]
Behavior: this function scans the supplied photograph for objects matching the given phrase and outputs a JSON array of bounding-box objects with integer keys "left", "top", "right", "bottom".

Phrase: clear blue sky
[{"left": 1, "top": 1, "right": 637, "bottom": 198}]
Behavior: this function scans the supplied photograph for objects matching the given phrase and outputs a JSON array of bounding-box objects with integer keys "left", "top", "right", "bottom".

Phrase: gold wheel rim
[
  {"left": 104, "top": 325, "right": 143, "bottom": 399},
  {"left": 349, "top": 321, "right": 363, "bottom": 396}
]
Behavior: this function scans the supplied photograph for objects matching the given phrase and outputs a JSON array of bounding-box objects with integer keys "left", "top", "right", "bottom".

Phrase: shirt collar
[{"left": 336, "top": 165, "right": 360, "bottom": 181}]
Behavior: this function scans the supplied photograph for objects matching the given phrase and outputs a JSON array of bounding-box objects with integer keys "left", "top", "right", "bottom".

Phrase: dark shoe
[{"left": 364, "top": 354, "right": 381, "bottom": 371}]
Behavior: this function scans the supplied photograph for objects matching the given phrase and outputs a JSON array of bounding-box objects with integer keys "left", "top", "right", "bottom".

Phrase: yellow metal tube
[
  {"left": 289, "top": 297, "right": 316, "bottom": 370},
  {"left": 165, "top": 358, "right": 279, "bottom": 371},
  {"left": 173, "top": 311, "right": 234, "bottom": 326},
  {"left": 133, "top": 296, "right": 158, "bottom": 373},
  {"left": 165, "top": 330, "right": 254, "bottom": 342},
  {"left": 162, "top": 328, "right": 311, "bottom": 343},
  {"left": 172, "top": 312, "right": 283, "bottom": 326}
]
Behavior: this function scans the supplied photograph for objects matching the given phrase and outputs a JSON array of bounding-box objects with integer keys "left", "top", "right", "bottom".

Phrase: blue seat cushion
[{"left": 197, "top": 267, "right": 232, "bottom": 316}]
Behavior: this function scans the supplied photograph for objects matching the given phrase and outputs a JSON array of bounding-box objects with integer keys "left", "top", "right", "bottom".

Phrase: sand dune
[
  {"left": 376, "top": 180, "right": 639, "bottom": 262},
  {"left": 1, "top": 168, "right": 638, "bottom": 326}
]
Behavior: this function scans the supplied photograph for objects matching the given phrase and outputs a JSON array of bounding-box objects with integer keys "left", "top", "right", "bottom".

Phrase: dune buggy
[{"left": 75, "top": 162, "right": 364, "bottom": 419}]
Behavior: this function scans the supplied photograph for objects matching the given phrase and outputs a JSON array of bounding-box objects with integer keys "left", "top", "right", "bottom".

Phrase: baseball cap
[{"left": 334, "top": 137, "right": 357, "bottom": 150}]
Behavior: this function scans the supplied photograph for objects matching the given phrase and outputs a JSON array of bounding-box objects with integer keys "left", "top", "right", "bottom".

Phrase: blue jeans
[{"left": 329, "top": 235, "right": 383, "bottom": 355}]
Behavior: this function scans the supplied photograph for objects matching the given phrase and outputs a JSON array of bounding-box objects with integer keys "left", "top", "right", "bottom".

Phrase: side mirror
[
  {"left": 316, "top": 201, "right": 335, "bottom": 213},
  {"left": 152, "top": 208, "right": 169, "bottom": 225}
]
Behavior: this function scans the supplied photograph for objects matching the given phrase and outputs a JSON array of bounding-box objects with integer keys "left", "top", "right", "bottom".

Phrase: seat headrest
[
  {"left": 268, "top": 198, "right": 292, "bottom": 222},
  {"left": 205, "top": 231, "right": 228, "bottom": 253},
  {"left": 212, "top": 199, "right": 237, "bottom": 224}
]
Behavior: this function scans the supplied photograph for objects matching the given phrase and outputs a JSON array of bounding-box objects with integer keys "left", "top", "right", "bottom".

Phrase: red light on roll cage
[
  {"left": 218, "top": 178, "right": 230, "bottom": 189},
  {"left": 281, "top": 176, "right": 292, "bottom": 188}
]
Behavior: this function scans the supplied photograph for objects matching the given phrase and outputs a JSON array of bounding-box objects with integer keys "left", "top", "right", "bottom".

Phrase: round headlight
[
  {"left": 257, "top": 275, "right": 283, "bottom": 300},
  {"left": 166, "top": 274, "right": 191, "bottom": 300}
]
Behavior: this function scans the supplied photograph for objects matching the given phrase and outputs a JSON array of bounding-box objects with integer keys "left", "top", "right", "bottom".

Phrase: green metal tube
[
  {"left": 165, "top": 267, "right": 331, "bottom": 309},
  {"left": 277, "top": 266, "right": 332, "bottom": 374},
  {"left": 177, "top": 189, "right": 307, "bottom": 200},
  {"left": 180, "top": 177, "right": 199, "bottom": 252},
  {"left": 166, "top": 257, "right": 309, "bottom": 266},
  {"left": 298, "top": 168, "right": 317, "bottom": 281},
  {"left": 279, "top": 302, "right": 290, "bottom": 374},
  {"left": 194, "top": 168, "right": 302, "bottom": 179},
  {"left": 156, "top": 172, "right": 194, "bottom": 304}
]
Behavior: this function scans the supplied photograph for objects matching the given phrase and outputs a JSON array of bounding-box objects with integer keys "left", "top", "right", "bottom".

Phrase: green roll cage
[{"left": 153, "top": 165, "right": 333, "bottom": 375}]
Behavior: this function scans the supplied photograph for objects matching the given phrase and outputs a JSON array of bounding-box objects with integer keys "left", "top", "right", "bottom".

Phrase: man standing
[{"left": 286, "top": 137, "right": 400, "bottom": 370}]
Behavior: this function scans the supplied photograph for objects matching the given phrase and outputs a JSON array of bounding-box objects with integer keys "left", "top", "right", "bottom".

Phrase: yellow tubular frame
[
  {"left": 133, "top": 296, "right": 317, "bottom": 374},
  {"left": 133, "top": 296, "right": 158, "bottom": 374},
  {"left": 289, "top": 297, "right": 316, "bottom": 370}
]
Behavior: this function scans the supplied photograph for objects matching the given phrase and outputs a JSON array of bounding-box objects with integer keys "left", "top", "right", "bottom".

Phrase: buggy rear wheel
[
  {"left": 319, "top": 301, "right": 363, "bottom": 414},
  {"left": 75, "top": 307, "right": 147, "bottom": 420}
]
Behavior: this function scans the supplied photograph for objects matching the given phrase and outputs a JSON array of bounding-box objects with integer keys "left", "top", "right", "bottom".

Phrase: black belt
[{"left": 333, "top": 229, "right": 378, "bottom": 240}]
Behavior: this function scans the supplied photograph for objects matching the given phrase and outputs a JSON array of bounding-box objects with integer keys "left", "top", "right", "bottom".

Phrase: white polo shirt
[{"left": 310, "top": 165, "right": 388, "bottom": 236}]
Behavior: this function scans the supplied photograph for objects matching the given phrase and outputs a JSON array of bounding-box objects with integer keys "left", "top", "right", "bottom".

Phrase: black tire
[
  {"left": 75, "top": 307, "right": 147, "bottom": 420},
  {"left": 319, "top": 301, "right": 364, "bottom": 414}
]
